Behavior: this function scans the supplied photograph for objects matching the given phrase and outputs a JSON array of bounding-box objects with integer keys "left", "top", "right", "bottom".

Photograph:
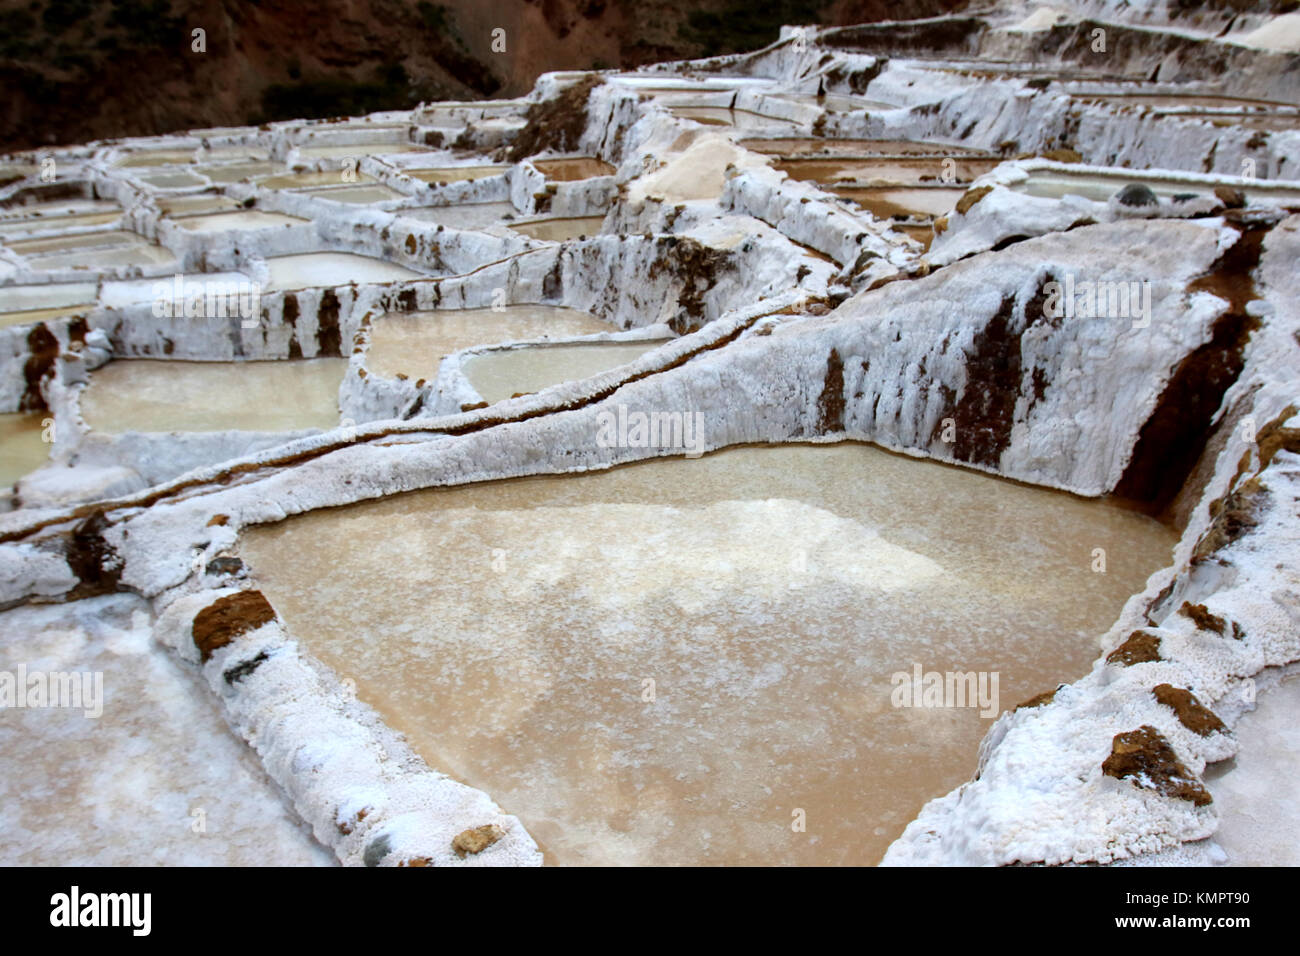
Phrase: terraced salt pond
[
  {"left": 80, "top": 359, "right": 346, "bottom": 434},
  {"left": 508, "top": 216, "right": 607, "bottom": 241},
  {"left": 776, "top": 156, "right": 1001, "bottom": 186},
  {"left": 240, "top": 442, "right": 1178, "bottom": 866},
  {"left": 397, "top": 202, "right": 515, "bottom": 230},
  {"left": 833, "top": 185, "right": 966, "bottom": 219},
  {"left": 174, "top": 211, "right": 308, "bottom": 233},
  {"left": 0, "top": 283, "right": 97, "bottom": 327},
  {"left": 0, "top": 412, "right": 49, "bottom": 487},
  {"left": 669, "top": 106, "right": 799, "bottom": 130},
  {"left": 407, "top": 166, "right": 508, "bottom": 185},
  {"left": 1013, "top": 170, "right": 1300, "bottom": 206},
  {"left": 461, "top": 339, "right": 668, "bottom": 403},
  {"left": 263, "top": 253, "right": 422, "bottom": 291},
  {"left": 366, "top": 306, "right": 613, "bottom": 382},
  {"left": 532, "top": 158, "right": 616, "bottom": 181}
]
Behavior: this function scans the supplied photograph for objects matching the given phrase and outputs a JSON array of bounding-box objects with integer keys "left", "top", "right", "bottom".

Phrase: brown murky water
[
  {"left": 241, "top": 442, "right": 1177, "bottom": 866},
  {"left": 366, "top": 306, "right": 613, "bottom": 383},
  {"left": 81, "top": 359, "right": 346, "bottom": 433}
]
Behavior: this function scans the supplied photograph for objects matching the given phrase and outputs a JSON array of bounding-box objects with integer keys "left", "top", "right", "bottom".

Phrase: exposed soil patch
[
  {"left": 950, "top": 295, "right": 1020, "bottom": 468},
  {"left": 816, "top": 348, "right": 846, "bottom": 433},
  {"left": 507, "top": 75, "right": 603, "bottom": 162},
  {"left": 20, "top": 323, "right": 59, "bottom": 413},
  {"left": 1114, "top": 221, "right": 1267, "bottom": 512}
]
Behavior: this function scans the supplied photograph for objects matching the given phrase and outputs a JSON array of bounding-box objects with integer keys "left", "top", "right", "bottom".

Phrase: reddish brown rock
[
  {"left": 192, "top": 590, "right": 277, "bottom": 663},
  {"left": 1102, "top": 725, "right": 1212, "bottom": 806},
  {"left": 1106, "top": 629, "right": 1162, "bottom": 667},
  {"left": 452, "top": 824, "right": 505, "bottom": 858},
  {"left": 1152, "top": 684, "right": 1227, "bottom": 737}
]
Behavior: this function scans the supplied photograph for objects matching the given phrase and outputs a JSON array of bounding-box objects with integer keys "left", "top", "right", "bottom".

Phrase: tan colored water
[
  {"left": 462, "top": 339, "right": 668, "bottom": 403},
  {"left": 139, "top": 170, "right": 209, "bottom": 189},
  {"left": 0, "top": 412, "right": 50, "bottom": 487},
  {"left": 832, "top": 185, "right": 965, "bottom": 218},
  {"left": 158, "top": 195, "right": 242, "bottom": 217},
  {"left": 295, "top": 143, "right": 426, "bottom": 160},
  {"left": 240, "top": 442, "right": 1177, "bottom": 866},
  {"left": 532, "top": 158, "right": 616, "bottom": 181},
  {"left": 397, "top": 202, "right": 516, "bottom": 230},
  {"left": 508, "top": 216, "right": 606, "bottom": 241},
  {"left": 259, "top": 170, "right": 377, "bottom": 190},
  {"left": 670, "top": 106, "right": 798, "bottom": 129},
  {"left": 775, "top": 156, "right": 1000, "bottom": 186},
  {"left": 0, "top": 212, "right": 120, "bottom": 237},
  {"left": 8, "top": 230, "right": 148, "bottom": 256},
  {"left": 366, "top": 306, "right": 612, "bottom": 382},
  {"left": 407, "top": 166, "right": 510, "bottom": 184},
  {"left": 740, "top": 138, "right": 988, "bottom": 157},
  {"left": 199, "top": 162, "right": 280, "bottom": 184},
  {"left": 80, "top": 359, "right": 346, "bottom": 433},
  {"left": 0, "top": 283, "right": 97, "bottom": 328},
  {"left": 299, "top": 184, "right": 405, "bottom": 204}
]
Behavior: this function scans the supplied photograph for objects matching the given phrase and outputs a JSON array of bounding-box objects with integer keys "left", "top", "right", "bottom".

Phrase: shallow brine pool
[
  {"left": 461, "top": 339, "right": 668, "bottom": 403},
  {"left": 508, "top": 216, "right": 607, "bottom": 242},
  {"left": 80, "top": 359, "right": 346, "bottom": 434},
  {"left": 0, "top": 412, "right": 50, "bottom": 487},
  {"left": 263, "top": 253, "right": 422, "bottom": 291},
  {"left": 366, "top": 305, "right": 613, "bottom": 382},
  {"left": 240, "top": 443, "right": 1177, "bottom": 865}
]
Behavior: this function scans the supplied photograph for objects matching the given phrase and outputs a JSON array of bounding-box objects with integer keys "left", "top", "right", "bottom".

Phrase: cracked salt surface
[
  {"left": 240, "top": 443, "right": 1176, "bottom": 865},
  {"left": 0, "top": 594, "right": 334, "bottom": 865}
]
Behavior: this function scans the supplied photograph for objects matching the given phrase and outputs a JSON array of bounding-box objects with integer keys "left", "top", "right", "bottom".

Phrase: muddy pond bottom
[{"left": 240, "top": 442, "right": 1177, "bottom": 866}]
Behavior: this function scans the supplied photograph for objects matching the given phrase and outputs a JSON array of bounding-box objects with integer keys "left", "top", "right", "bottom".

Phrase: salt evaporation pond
[
  {"left": 1013, "top": 170, "right": 1300, "bottom": 206},
  {"left": 0, "top": 412, "right": 49, "bottom": 487},
  {"left": 398, "top": 202, "right": 515, "bottom": 230},
  {"left": 670, "top": 106, "right": 798, "bottom": 129},
  {"left": 174, "top": 211, "right": 308, "bottom": 233},
  {"left": 833, "top": 185, "right": 966, "bottom": 218},
  {"left": 240, "top": 442, "right": 1178, "bottom": 866},
  {"left": 407, "top": 165, "right": 509, "bottom": 184},
  {"left": 80, "top": 359, "right": 346, "bottom": 434},
  {"left": 508, "top": 216, "right": 607, "bottom": 241},
  {"left": 298, "top": 184, "right": 405, "bottom": 204},
  {"left": 0, "top": 283, "right": 97, "bottom": 327},
  {"left": 775, "top": 156, "right": 1001, "bottom": 185},
  {"left": 532, "top": 158, "right": 615, "bottom": 181},
  {"left": 366, "top": 305, "right": 613, "bottom": 382},
  {"left": 263, "top": 253, "right": 422, "bottom": 291},
  {"left": 461, "top": 339, "right": 668, "bottom": 403}
]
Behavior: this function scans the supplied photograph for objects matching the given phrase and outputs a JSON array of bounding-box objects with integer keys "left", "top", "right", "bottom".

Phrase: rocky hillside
[{"left": 0, "top": 0, "right": 967, "bottom": 151}]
